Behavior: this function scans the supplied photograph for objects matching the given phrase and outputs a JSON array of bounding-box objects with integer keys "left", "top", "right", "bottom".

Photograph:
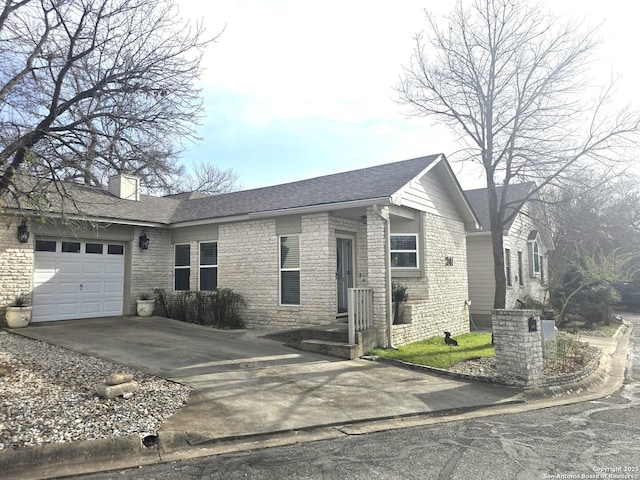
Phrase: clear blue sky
[{"left": 177, "top": 0, "right": 640, "bottom": 191}]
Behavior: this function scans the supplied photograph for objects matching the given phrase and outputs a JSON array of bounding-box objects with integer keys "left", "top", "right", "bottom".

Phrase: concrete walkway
[{"left": 1, "top": 315, "right": 632, "bottom": 479}]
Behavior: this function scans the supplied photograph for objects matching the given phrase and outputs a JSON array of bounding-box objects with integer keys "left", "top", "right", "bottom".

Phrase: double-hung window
[
  {"left": 528, "top": 239, "right": 542, "bottom": 277},
  {"left": 533, "top": 241, "right": 541, "bottom": 275},
  {"left": 505, "top": 248, "right": 512, "bottom": 286},
  {"left": 199, "top": 242, "right": 218, "bottom": 291},
  {"left": 517, "top": 251, "right": 524, "bottom": 286},
  {"left": 174, "top": 244, "right": 190, "bottom": 291},
  {"left": 390, "top": 234, "right": 418, "bottom": 268},
  {"left": 280, "top": 235, "right": 300, "bottom": 305}
]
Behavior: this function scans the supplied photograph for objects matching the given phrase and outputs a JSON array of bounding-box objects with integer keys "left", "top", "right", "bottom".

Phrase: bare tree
[
  {"left": 0, "top": 0, "right": 214, "bottom": 212},
  {"left": 152, "top": 161, "right": 240, "bottom": 197},
  {"left": 397, "top": 0, "right": 640, "bottom": 309}
]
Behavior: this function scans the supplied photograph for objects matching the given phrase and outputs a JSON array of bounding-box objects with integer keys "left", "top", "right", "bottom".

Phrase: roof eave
[{"left": 169, "top": 197, "right": 394, "bottom": 228}]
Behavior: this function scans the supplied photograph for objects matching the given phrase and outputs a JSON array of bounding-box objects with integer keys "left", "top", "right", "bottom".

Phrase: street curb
[
  {"left": 0, "top": 435, "right": 160, "bottom": 480},
  {"left": 524, "top": 320, "right": 631, "bottom": 403}
]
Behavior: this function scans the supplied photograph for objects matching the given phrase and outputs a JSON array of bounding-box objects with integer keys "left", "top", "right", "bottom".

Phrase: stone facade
[
  {"left": 0, "top": 216, "right": 34, "bottom": 319},
  {"left": 366, "top": 206, "right": 390, "bottom": 346},
  {"left": 391, "top": 212, "right": 470, "bottom": 346},
  {"left": 492, "top": 309, "right": 544, "bottom": 386},
  {"left": 2, "top": 200, "right": 471, "bottom": 350},
  {"left": 129, "top": 226, "right": 172, "bottom": 315},
  {"left": 215, "top": 213, "right": 347, "bottom": 330}
]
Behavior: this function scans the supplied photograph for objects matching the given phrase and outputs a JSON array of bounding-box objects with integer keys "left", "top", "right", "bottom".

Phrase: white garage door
[{"left": 33, "top": 238, "right": 125, "bottom": 322}]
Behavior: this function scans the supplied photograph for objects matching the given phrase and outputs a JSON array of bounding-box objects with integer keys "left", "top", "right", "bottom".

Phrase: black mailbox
[{"left": 528, "top": 315, "right": 537, "bottom": 332}]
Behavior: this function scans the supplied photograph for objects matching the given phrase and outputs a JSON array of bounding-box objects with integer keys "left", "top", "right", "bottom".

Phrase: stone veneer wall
[
  {"left": 392, "top": 212, "right": 470, "bottom": 346},
  {"left": 217, "top": 213, "right": 338, "bottom": 330},
  {"left": 129, "top": 226, "right": 172, "bottom": 315},
  {"left": 366, "top": 205, "right": 391, "bottom": 347},
  {"left": 0, "top": 216, "right": 34, "bottom": 319},
  {"left": 492, "top": 309, "right": 544, "bottom": 386}
]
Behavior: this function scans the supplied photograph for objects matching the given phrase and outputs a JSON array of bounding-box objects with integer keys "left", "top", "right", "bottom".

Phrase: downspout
[{"left": 374, "top": 205, "right": 396, "bottom": 349}]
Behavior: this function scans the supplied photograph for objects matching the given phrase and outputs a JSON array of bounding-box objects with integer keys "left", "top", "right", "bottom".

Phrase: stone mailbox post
[{"left": 492, "top": 309, "right": 544, "bottom": 387}]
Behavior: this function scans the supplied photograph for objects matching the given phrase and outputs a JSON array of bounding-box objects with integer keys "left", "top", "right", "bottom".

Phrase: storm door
[{"left": 336, "top": 236, "right": 354, "bottom": 315}]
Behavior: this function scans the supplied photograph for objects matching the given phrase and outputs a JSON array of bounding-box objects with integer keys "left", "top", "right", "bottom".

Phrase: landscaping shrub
[
  {"left": 544, "top": 331, "right": 595, "bottom": 375},
  {"left": 155, "top": 289, "right": 246, "bottom": 329}
]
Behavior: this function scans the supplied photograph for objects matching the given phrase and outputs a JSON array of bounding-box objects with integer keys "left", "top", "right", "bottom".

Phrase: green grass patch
[{"left": 370, "top": 332, "right": 494, "bottom": 369}]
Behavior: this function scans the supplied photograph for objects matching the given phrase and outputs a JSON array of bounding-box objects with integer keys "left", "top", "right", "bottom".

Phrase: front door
[{"left": 336, "top": 237, "right": 354, "bottom": 315}]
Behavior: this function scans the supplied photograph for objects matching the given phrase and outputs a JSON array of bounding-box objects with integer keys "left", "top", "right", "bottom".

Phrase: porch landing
[{"left": 263, "top": 324, "right": 377, "bottom": 360}]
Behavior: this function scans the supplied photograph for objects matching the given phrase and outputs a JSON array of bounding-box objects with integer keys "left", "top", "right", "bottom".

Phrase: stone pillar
[
  {"left": 492, "top": 309, "right": 544, "bottom": 386},
  {"left": 367, "top": 205, "right": 389, "bottom": 347}
]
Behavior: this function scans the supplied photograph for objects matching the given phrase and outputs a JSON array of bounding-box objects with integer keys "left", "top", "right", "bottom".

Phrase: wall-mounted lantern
[
  {"left": 17, "top": 219, "right": 30, "bottom": 243},
  {"left": 528, "top": 315, "right": 537, "bottom": 332},
  {"left": 360, "top": 215, "right": 368, "bottom": 224},
  {"left": 445, "top": 256, "right": 454, "bottom": 267},
  {"left": 139, "top": 232, "right": 150, "bottom": 250}
]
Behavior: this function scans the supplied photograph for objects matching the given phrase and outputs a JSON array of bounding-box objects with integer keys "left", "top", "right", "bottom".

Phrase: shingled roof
[
  {"left": 170, "top": 154, "right": 443, "bottom": 223},
  {"left": 10, "top": 154, "right": 451, "bottom": 225},
  {"left": 464, "top": 182, "right": 535, "bottom": 231}
]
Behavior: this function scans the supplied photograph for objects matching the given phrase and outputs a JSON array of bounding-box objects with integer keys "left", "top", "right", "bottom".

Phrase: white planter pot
[
  {"left": 5, "top": 306, "right": 33, "bottom": 328},
  {"left": 136, "top": 300, "right": 155, "bottom": 317}
]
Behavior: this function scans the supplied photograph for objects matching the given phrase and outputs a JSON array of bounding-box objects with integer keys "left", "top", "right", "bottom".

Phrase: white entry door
[{"left": 32, "top": 239, "right": 125, "bottom": 322}]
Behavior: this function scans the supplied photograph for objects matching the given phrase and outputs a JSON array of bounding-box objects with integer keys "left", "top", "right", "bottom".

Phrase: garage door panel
[
  {"left": 34, "top": 240, "right": 125, "bottom": 322},
  {"left": 33, "top": 282, "right": 57, "bottom": 295},
  {"left": 104, "top": 281, "right": 123, "bottom": 293},
  {"left": 57, "top": 260, "right": 82, "bottom": 274},
  {"left": 103, "top": 300, "right": 123, "bottom": 315},
  {"left": 82, "top": 282, "right": 103, "bottom": 294},
  {"left": 81, "top": 302, "right": 103, "bottom": 315},
  {"left": 105, "top": 263, "right": 124, "bottom": 274},
  {"left": 57, "top": 282, "right": 80, "bottom": 295},
  {"left": 83, "top": 262, "right": 104, "bottom": 274},
  {"left": 56, "top": 302, "right": 81, "bottom": 316}
]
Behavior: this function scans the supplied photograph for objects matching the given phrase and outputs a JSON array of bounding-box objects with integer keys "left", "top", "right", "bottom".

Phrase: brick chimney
[{"left": 108, "top": 174, "right": 140, "bottom": 201}]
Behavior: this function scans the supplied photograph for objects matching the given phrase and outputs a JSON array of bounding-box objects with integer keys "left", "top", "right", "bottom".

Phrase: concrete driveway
[{"left": 16, "top": 316, "right": 523, "bottom": 452}]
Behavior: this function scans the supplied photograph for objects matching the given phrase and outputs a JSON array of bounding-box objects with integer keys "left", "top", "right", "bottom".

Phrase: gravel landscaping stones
[{"left": 0, "top": 331, "right": 191, "bottom": 450}]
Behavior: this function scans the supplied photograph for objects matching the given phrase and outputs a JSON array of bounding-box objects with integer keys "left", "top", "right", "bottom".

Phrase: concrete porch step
[
  {"left": 300, "top": 339, "right": 360, "bottom": 360},
  {"left": 299, "top": 325, "right": 349, "bottom": 343}
]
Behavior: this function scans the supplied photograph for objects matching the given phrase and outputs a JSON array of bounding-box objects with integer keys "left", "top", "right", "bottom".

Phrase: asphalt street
[{"left": 63, "top": 314, "right": 640, "bottom": 480}]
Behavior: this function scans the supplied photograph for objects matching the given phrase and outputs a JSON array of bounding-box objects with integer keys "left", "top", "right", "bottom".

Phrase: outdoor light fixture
[
  {"left": 17, "top": 219, "right": 30, "bottom": 243},
  {"left": 139, "top": 232, "right": 150, "bottom": 250},
  {"left": 528, "top": 315, "right": 537, "bottom": 332},
  {"left": 360, "top": 215, "right": 367, "bottom": 224}
]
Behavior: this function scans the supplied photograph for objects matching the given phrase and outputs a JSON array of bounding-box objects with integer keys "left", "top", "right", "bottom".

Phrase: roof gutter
[
  {"left": 247, "top": 197, "right": 393, "bottom": 219},
  {"left": 3, "top": 209, "right": 163, "bottom": 228},
  {"left": 168, "top": 197, "right": 394, "bottom": 228}
]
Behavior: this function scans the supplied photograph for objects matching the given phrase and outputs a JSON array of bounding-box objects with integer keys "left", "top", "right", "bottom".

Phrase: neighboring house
[
  {"left": 464, "top": 183, "right": 554, "bottom": 328},
  {"left": 0, "top": 154, "right": 479, "bottom": 347}
]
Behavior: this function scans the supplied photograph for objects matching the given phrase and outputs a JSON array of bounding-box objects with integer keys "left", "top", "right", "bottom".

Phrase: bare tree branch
[
  {"left": 396, "top": 0, "right": 640, "bottom": 308},
  {"left": 0, "top": 0, "right": 218, "bottom": 215}
]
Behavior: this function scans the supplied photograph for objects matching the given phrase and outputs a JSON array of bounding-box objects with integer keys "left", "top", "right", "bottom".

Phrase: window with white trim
[
  {"left": 199, "top": 242, "right": 217, "bottom": 291},
  {"left": 280, "top": 235, "right": 300, "bottom": 305},
  {"left": 517, "top": 251, "right": 524, "bottom": 286},
  {"left": 174, "top": 244, "right": 190, "bottom": 291},
  {"left": 505, "top": 248, "right": 512, "bottom": 286},
  {"left": 390, "top": 234, "right": 418, "bottom": 268},
  {"left": 528, "top": 239, "right": 542, "bottom": 277}
]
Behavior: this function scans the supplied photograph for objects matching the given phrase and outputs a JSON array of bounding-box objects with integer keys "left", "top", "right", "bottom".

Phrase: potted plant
[
  {"left": 392, "top": 282, "right": 408, "bottom": 324},
  {"left": 5, "top": 293, "right": 33, "bottom": 328},
  {"left": 136, "top": 291, "right": 155, "bottom": 317}
]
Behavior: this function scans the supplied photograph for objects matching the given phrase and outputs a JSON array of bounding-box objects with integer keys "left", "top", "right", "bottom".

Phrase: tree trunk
[{"left": 487, "top": 184, "right": 507, "bottom": 309}]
